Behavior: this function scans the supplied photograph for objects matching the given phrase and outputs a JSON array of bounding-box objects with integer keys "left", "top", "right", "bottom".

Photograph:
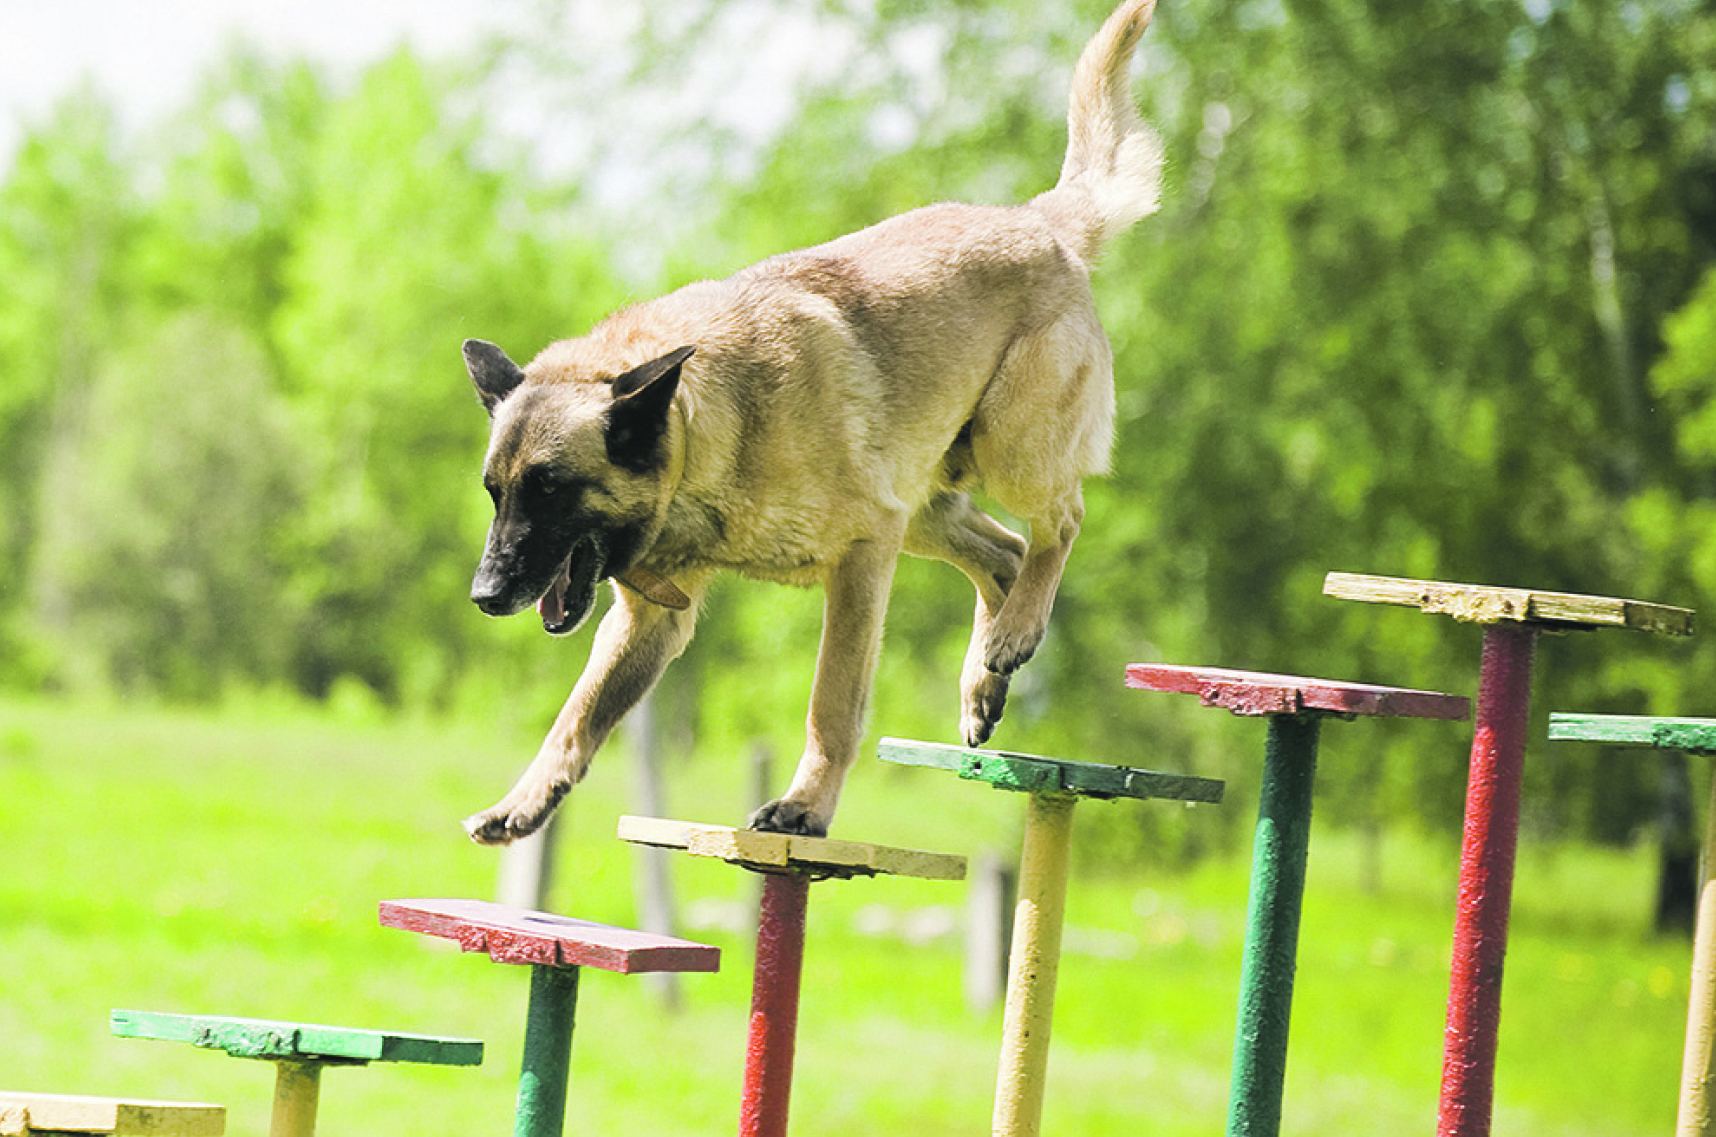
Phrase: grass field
[{"left": 0, "top": 695, "right": 1689, "bottom": 1135}]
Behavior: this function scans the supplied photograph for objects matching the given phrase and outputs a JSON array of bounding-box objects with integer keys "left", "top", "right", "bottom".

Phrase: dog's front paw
[
  {"left": 961, "top": 667, "right": 1011, "bottom": 747},
  {"left": 462, "top": 781, "right": 570, "bottom": 846},
  {"left": 747, "top": 799, "right": 829, "bottom": 838}
]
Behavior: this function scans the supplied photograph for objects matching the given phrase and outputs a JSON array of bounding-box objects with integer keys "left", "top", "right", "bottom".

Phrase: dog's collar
[{"left": 614, "top": 566, "right": 691, "bottom": 610}]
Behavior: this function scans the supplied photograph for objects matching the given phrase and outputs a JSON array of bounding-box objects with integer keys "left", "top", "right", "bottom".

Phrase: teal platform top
[
  {"left": 111, "top": 1009, "right": 483, "bottom": 1067},
  {"left": 1549, "top": 713, "right": 1716, "bottom": 754},
  {"left": 878, "top": 738, "right": 1223, "bottom": 803}
]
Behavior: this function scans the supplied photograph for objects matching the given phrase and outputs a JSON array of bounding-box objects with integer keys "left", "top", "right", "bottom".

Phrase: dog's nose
[
  {"left": 472, "top": 590, "right": 511, "bottom": 617},
  {"left": 471, "top": 569, "right": 514, "bottom": 616}
]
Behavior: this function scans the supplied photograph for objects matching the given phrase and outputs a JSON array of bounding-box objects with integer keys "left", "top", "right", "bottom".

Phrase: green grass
[{"left": 0, "top": 695, "right": 1688, "bottom": 1135}]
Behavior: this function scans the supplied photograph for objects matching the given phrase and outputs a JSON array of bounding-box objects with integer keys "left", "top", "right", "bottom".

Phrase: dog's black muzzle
[
  {"left": 471, "top": 527, "right": 610, "bottom": 638},
  {"left": 470, "top": 561, "right": 529, "bottom": 617},
  {"left": 470, "top": 515, "right": 568, "bottom": 619}
]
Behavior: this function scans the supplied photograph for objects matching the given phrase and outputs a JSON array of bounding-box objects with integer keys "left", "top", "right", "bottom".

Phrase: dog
[{"left": 461, "top": 0, "right": 1164, "bottom": 844}]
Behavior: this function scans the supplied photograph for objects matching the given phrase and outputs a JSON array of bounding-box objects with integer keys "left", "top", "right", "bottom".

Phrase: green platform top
[
  {"left": 1548, "top": 713, "right": 1716, "bottom": 755},
  {"left": 1324, "top": 571, "right": 1695, "bottom": 635},
  {"left": 878, "top": 738, "right": 1224, "bottom": 804},
  {"left": 110, "top": 1010, "right": 483, "bottom": 1068}
]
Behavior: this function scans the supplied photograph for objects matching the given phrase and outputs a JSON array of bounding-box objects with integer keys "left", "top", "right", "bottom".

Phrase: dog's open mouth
[{"left": 538, "top": 535, "right": 606, "bottom": 636}]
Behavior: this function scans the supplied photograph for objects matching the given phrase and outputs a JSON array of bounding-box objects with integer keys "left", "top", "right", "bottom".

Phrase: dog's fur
[{"left": 462, "top": 0, "right": 1164, "bottom": 844}]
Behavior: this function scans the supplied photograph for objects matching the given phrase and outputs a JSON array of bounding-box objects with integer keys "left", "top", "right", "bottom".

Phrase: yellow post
[
  {"left": 993, "top": 792, "right": 1077, "bottom": 1137},
  {"left": 1681, "top": 774, "right": 1716, "bottom": 1137},
  {"left": 270, "top": 1060, "right": 323, "bottom": 1137}
]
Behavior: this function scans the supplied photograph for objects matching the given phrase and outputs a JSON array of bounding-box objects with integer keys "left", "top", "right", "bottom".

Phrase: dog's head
[{"left": 464, "top": 338, "right": 693, "bottom": 636}]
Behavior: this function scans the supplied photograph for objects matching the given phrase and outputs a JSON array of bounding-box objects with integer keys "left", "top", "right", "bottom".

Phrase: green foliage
[
  {"left": 0, "top": 92, "right": 139, "bottom": 684},
  {"left": 29, "top": 314, "right": 303, "bottom": 696}
]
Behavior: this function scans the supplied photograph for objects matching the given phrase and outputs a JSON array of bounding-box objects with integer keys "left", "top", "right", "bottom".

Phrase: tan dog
[{"left": 462, "top": 0, "right": 1164, "bottom": 843}]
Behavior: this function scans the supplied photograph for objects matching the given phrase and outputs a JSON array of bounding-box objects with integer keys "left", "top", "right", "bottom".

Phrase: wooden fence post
[{"left": 966, "top": 850, "right": 1016, "bottom": 1014}]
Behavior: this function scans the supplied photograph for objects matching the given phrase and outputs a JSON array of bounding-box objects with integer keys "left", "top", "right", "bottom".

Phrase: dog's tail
[{"left": 1031, "top": 0, "right": 1164, "bottom": 262}]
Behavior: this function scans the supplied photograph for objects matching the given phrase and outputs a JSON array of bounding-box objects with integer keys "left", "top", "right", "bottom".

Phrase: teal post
[
  {"left": 379, "top": 898, "right": 720, "bottom": 1137},
  {"left": 1125, "top": 663, "right": 1469, "bottom": 1137},
  {"left": 1229, "top": 713, "right": 1320, "bottom": 1137},
  {"left": 517, "top": 964, "right": 581, "bottom": 1137}
]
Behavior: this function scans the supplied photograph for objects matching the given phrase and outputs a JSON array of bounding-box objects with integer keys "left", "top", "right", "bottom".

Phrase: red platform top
[
  {"left": 380, "top": 898, "right": 720, "bottom": 975},
  {"left": 1125, "top": 664, "right": 1469, "bottom": 721}
]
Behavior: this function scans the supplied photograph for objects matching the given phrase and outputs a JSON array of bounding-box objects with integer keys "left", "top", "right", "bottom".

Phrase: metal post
[
  {"left": 269, "top": 1060, "right": 322, "bottom": 1137},
  {"left": 1228, "top": 713, "right": 1321, "bottom": 1137},
  {"left": 993, "top": 792, "right": 1077, "bottom": 1137},
  {"left": 1681, "top": 773, "right": 1716, "bottom": 1137},
  {"left": 741, "top": 871, "right": 811, "bottom": 1137},
  {"left": 516, "top": 964, "right": 581, "bottom": 1137},
  {"left": 1438, "top": 623, "right": 1539, "bottom": 1137}
]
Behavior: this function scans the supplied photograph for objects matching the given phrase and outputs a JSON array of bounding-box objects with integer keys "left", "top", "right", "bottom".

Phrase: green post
[
  {"left": 1126, "top": 663, "right": 1468, "bottom": 1137},
  {"left": 1228, "top": 713, "right": 1320, "bottom": 1137},
  {"left": 517, "top": 964, "right": 581, "bottom": 1137}
]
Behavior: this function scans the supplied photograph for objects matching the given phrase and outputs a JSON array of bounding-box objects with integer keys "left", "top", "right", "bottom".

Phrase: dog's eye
[{"left": 523, "top": 467, "right": 572, "bottom": 501}]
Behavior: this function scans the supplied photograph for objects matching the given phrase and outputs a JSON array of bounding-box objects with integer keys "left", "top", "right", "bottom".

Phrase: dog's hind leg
[
  {"left": 465, "top": 574, "right": 708, "bottom": 845},
  {"left": 966, "top": 311, "right": 1110, "bottom": 682},
  {"left": 750, "top": 525, "right": 905, "bottom": 837},
  {"left": 981, "top": 489, "right": 1084, "bottom": 676},
  {"left": 905, "top": 493, "right": 1028, "bottom": 746}
]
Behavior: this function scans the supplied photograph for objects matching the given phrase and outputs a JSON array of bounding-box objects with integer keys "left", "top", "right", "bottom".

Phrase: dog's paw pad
[
  {"left": 961, "top": 668, "right": 1010, "bottom": 747},
  {"left": 747, "top": 799, "right": 829, "bottom": 838},
  {"left": 463, "top": 810, "right": 522, "bottom": 846},
  {"left": 463, "top": 782, "right": 570, "bottom": 846}
]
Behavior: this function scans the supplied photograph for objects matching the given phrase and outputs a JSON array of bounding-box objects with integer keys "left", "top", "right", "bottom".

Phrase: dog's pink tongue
[{"left": 538, "top": 563, "right": 570, "bottom": 629}]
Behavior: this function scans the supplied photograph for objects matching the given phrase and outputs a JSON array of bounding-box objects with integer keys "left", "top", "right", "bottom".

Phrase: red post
[
  {"left": 741, "top": 871, "right": 811, "bottom": 1137},
  {"left": 1438, "top": 623, "right": 1539, "bottom": 1137}
]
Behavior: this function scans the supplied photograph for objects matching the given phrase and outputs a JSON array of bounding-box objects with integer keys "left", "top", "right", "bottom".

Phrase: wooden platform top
[
  {"left": 877, "top": 738, "right": 1225, "bottom": 804},
  {"left": 379, "top": 898, "right": 721, "bottom": 975},
  {"left": 1549, "top": 713, "right": 1716, "bottom": 754},
  {"left": 0, "top": 1093, "right": 223, "bottom": 1137},
  {"left": 1125, "top": 664, "right": 1470, "bottom": 722},
  {"left": 617, "top": 816, "right": 967, "bottom": 881},
  {"left": 110, "top": 1010, "right": 482, "bottom": 1068},
  {"left": 1324, "top": 571, "right": 1694, "bottom": 634}
]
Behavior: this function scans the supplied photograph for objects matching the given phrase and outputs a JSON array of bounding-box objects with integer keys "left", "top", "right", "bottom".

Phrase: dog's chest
[{"left": 648, "top": 490, "right": 878, "bottom": 586}]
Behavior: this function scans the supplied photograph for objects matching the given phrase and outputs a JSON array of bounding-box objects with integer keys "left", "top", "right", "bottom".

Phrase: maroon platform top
[
  {"left": 1125, "top": 664, "right": 1469, "bottom": 721},
  {"left": 380, "top": 898, "right": 720, "bottom": 975}
]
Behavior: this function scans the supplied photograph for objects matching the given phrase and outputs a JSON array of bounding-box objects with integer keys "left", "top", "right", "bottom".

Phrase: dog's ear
[
  {"left": 607, "top": 346, "right": 694, "bottom": 473},
  {"left": 465, "top": 339, "right": 526, "bottom": 415}
]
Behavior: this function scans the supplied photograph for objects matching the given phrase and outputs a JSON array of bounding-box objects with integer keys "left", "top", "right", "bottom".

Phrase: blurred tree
[
  {"left": 0, "top": 92, "right": 138, "bottom": 685},
  {"left": 268, "top": 49, "right": 622, "bottom": 703},
  {"left": 30, "top": 314, "right": 303, "bottom": 696}
]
